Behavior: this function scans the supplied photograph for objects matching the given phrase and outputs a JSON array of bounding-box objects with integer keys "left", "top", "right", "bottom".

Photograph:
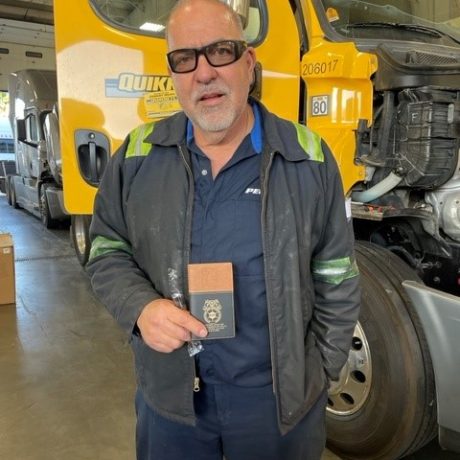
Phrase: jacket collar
[
  {"left": 144, "top": 111, "right": 188, "bottom": 146},
  {"left": 256, "top": 100, "right": 309, "bottom": 162},
  {"left": 144, "top": 98, "right": 310, "bottom": 163}
]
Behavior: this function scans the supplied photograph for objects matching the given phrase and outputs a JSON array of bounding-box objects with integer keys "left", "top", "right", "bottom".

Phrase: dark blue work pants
[{"left": 135, "top": 382, "right": 328, "bottom": 460}]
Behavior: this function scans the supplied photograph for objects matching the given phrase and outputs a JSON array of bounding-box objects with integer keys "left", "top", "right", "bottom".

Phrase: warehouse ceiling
[
  {"left": 0, "top": 1, "right": 146, "bottom": 46},
  {"left": 0, "top": 0, "right": 53, "bottom": 26},
  {"left": 0, "top": 0, "right": 53, "bottom": 49}
]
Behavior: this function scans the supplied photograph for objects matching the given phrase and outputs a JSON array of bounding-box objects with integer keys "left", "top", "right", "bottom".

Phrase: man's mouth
[{"left": 199, "top": 92, "right": 224, "bottom": 102}]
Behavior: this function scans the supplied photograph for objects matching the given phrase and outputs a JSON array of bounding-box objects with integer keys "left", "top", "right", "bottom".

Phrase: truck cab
[{"left": 7, "top": 69, "right": 67, "bottom": 227}]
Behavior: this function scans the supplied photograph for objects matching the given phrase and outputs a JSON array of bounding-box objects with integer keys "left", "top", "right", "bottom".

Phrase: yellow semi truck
[{"left": 53, "top": 0, "right": 460, "bottom": 458}]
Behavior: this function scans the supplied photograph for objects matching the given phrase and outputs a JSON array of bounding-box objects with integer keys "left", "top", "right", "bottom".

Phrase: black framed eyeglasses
[{"left": 167, "top": 40, "right": 248, "bottom": 74}]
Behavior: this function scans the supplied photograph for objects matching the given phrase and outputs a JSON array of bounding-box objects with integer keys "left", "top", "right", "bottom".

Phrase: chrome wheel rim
[
  {"left": 327, "top": 322, "right": 372, "bottom": 416},
  {"left": 73, "top": 216, "right": 88, "bottom": 256}
]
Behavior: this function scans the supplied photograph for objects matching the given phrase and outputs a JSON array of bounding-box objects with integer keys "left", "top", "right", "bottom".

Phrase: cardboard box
[{"left": 0, "top": 233, "right": 15, "bottom": 305}]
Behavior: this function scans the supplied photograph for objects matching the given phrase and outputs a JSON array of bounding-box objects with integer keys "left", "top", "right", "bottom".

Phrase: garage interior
[{"left": 1, "top": 1, "right": 460, "bottom": 459}]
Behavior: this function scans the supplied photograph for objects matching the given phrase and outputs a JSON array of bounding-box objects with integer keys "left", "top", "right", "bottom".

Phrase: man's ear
[
  {"left": 246, "top": 46, "right": 257, "bottom": 73},
  {"left": 249, "top": 62, "right": 262, "bottom": 100}
]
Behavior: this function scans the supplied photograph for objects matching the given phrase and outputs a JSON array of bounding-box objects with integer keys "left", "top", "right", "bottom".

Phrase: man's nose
[{"left": 194, "top": 54, "right": 218, "bottom": 82}]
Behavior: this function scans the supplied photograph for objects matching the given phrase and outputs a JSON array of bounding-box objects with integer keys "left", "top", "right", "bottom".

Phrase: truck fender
[{"left": 403, "top": 280, "right": 460, "bottom": 453}]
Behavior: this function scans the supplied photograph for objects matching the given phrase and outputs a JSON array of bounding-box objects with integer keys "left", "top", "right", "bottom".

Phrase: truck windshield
[
  {"left": 90, "top": 0, "right": 263, "bottom": 43},
  {"left": 319, "top": 0, "right": 460, "bottom": 44}
]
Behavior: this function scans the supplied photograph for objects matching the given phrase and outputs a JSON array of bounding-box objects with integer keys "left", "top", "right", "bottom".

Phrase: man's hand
[{"left": 136, "top": 299, "right": 208, "bottom": 353}]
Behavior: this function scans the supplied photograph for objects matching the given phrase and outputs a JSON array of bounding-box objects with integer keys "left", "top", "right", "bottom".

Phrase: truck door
[{"left": 54, "top": 0, "right": 301, "bottom": 216}]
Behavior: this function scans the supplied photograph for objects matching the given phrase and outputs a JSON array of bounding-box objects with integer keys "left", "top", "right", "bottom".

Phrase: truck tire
[
  {"left": 5, "top": 175, "right": 12, "bottom": 206},
  {"left": 71, "top": 214, "right": 92, "bottom": 266},
  {"left": 9, "top": 178, "right": 19, "bottom": 209},
  {"left": 39, "top": 183, "right": 59, "bottom": 229},
  {"left": 326, "top": 241, "right": 437, "bottom": 460}
]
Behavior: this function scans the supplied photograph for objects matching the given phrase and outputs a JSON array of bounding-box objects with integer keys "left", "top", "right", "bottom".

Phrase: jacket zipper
[
  {"left": 178, "top": 144, "right": 201, "bottom": 394},
  {"left": 193, "top": 372, "right": 201, "bottom": 392},
  {"left": 261, "top": 150, "right": 279, "bottom": 398}
]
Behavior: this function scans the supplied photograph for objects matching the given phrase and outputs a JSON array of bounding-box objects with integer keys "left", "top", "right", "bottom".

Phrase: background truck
[
  {"left": 53, "top": 0, "right": 460, "bottom": 458},
  {"left": 6, "top": 69, "right": 67, "bottom": 228},
  {"left": 0, "top": 116, "right": 15, "bottom": 195}
]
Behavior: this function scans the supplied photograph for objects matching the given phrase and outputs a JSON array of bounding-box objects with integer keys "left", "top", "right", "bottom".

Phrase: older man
[{"left": 87, "top": 0, "right": 361, "bottom": 459}]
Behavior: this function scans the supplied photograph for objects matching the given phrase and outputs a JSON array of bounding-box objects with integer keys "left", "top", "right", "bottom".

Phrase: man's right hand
[{"left": 136, "top": 298, "right": 208, "bottom": 353}]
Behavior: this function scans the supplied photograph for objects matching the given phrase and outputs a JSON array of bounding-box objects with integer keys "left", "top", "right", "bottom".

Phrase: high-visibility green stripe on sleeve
[
  {"left": 89, "top": 235, "right": 133, "bottom": 261},
  {"left": 312, "top": 256, "right": 359, "bottom": 285}
]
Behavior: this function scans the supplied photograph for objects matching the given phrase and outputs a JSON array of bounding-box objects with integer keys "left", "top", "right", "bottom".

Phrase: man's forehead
[{"left": 167, "top": 23, "right": 241, "bottom": 50}]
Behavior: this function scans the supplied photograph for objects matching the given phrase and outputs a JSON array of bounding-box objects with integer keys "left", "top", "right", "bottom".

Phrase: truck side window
[{"left": 89, "top": 0, "right": 264, "bottom": 44}]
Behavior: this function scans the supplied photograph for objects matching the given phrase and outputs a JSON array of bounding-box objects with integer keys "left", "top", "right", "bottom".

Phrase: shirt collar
[{"left": 186, "top": 102, "right": 263, "bottom": 154}]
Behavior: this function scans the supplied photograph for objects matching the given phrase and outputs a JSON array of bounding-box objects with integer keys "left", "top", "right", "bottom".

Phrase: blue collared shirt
[{"left": 188, "top": 104, "right": 272, "bottom": 387}]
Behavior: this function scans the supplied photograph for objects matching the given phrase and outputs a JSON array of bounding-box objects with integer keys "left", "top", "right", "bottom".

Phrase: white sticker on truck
[{"left": 311, "top": 95, "right": 329, "bottom": 116}]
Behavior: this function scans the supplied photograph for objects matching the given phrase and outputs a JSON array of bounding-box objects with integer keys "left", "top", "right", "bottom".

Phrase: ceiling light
[{"left": 139, "top": 22, "right": 165, "bottom": 33}]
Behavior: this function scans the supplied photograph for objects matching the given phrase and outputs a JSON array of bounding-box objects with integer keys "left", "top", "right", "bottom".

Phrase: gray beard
[{"left": 191, "top": 106, "right": 238, "bottom": 133}]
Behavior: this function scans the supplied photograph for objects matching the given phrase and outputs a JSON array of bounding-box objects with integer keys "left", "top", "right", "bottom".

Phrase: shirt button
[
  {"left": 201, "top": 169, "right": 208, "bottom": 176},
  {"left": 206, "top": 368, "right": 215, "bottom": 377}
]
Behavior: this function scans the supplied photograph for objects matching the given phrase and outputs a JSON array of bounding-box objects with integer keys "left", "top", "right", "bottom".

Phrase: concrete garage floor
[
  {"left": 0, "top": 194, "right": 459, "bottom": 460},
  {"left": 0, "top": 197, "right": 135, "bottom": 459}
]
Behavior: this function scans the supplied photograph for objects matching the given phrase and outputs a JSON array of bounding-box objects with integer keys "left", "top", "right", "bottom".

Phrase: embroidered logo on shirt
[{"left": 244, "top": 188, "right": 261, "bottom": 195}]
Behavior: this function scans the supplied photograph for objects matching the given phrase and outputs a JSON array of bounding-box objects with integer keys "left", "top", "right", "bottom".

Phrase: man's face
[{"left": 167, "top": 1, "right": 256, "bottom": 134}]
